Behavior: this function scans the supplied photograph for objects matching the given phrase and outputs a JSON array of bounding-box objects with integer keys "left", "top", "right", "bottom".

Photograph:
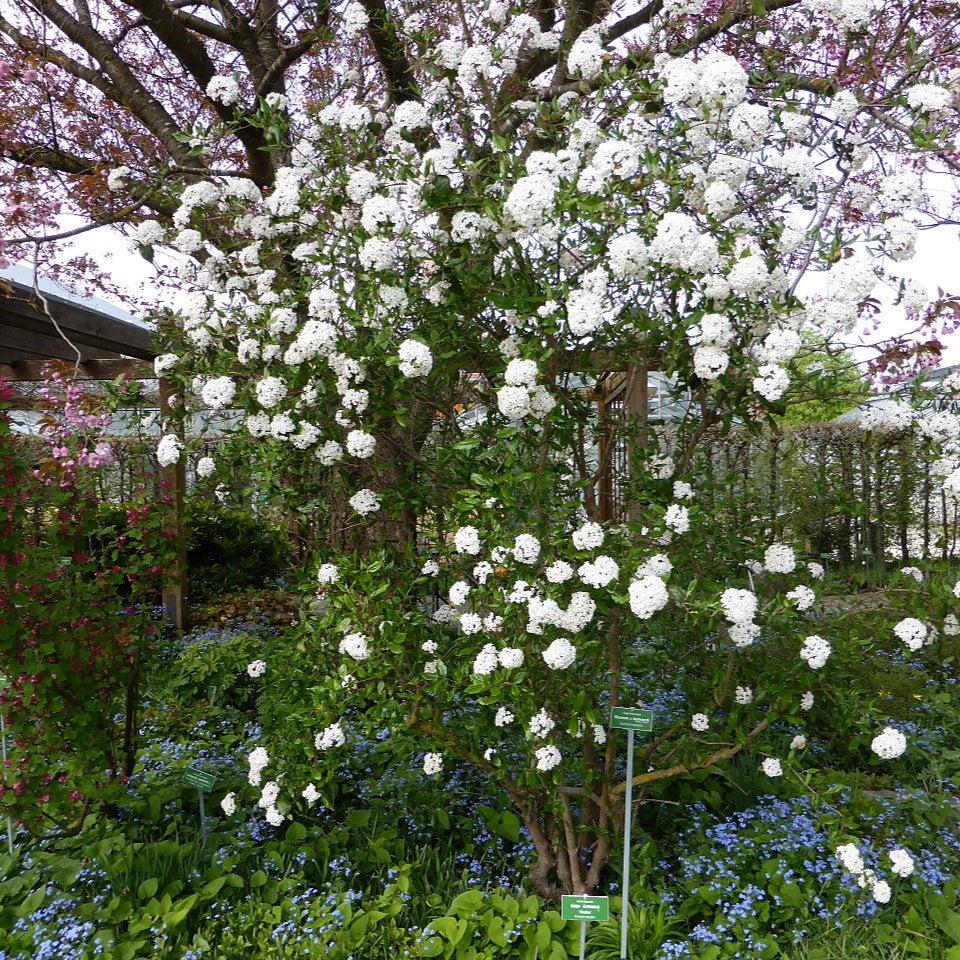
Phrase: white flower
[
  {"left": 247, "top": 659, "right": 267, "bottom": 678},
  {"left": 753, "top": 364, "right": 790, "bottom": 402},
  {"left": 764, "top": 543, "right": 796, "bottom": 574},
  {"left": 258, "top": 781, "right": 280, "bottom": 809},
  {"left": 421, "top": 560, "right": 440, "bottom": 576},
  {"left": 673, "top": 481, "right": 694, "bottom": 500},
  {"left": 393, "top": 99, "right": 430, "bottom": 131},
  {"left": 498, "top": 647, "right": 524, "bottom": 669},
  {"left": 542, "top": 637, "right": 577, "bottom": 670},
  {"left": 790, "top": 735, "right": 807, "bottom": 750},
  {"left": 567, "top": 27, "right": 603, "bottom": 80},
  {"left": 906, "top": 83, "right": 951, "bottom": 114},
  {"left": 787, "top": 586, "right": 816, "bottom": 611},
  {"left": 889, "top": 848, "right": 914, "bottom": 877},
  {"left": 807, "top": 562, "right": 825, "bottom": 580},
  {"left": 546, "top": 561, "right": 574, "bottom": 583},
  {"left": 801, "top": 691, "right": 814, "bottom": 711},
  {"left": 629, "top": 575, "right": 669, "bottom": 619},
  {"left": 721, "top": 588, "right": 757, "bottom": 625},
  {"left": 200, "top": 376, "right": 236, "bottom": 411},
  {"left": 153, "top": 353, "right": 178, "bottom": 376},
  {"left": 247, "top": 746, "right": 269, "bottom": 786},
  {"left": 315, "top": 721, "right": 346, "bottom": 750},
  {"left": 317, "top": 563, "right": 339, "bottom": 585},
  {"left": 494, "top": 707, "right": 515, "bottom": 727},
  {"left": 423, "top": 752, "right": 443, "bottom": 776},
  {"left": 534, "top": 745, "right": 561, "bottom": 771},
  {"left": 256, "top": 376, "right": 288, "bottom": 409},
  {"left": 346, "top": 429, "right": 377, "bottom": 459},
  {"left": 893, "top": 617, "right": 926, "bottom": 652},
  {"left": 349, "top": 488, "right": 381, "bottom": 515},
  {"left": 505, "top": 358, "right": 539, "bottom": 387},
  {"left": 578, "top": 556, "right": 619, "bottom": 588},
  {"left": 837, "top": 843, "right": 865, "bottom": 876},
  {"left": 157, "top": 434, "right": 182, "bottom": 467},
  {"left": 196, "top": 456, "right": 215, "bottom": 478},
  {"left": 449, "top": 581, "right": 470, "bottom": 606},
  {"left": 761, "top": 757, "right": 783, "bottom": 777},
  {"left": 398, "top": 339, "right": 433, "bottom": 377},
  {"left": 691, "top": 713, "right": 709, "bottom": 732},
  {"left": 636, "top": 555, "right": 672, "bottom": 579},
  {"left": 530, "top": 708, "right": 555, "bottom": 738},
  {"left": 871, "top": 726, "right": 907, "bottom": 760},
  {"left": 735, "top": 686, "right": 753, "bottom": 705},
  {"left": 694, "top": 344, "right": 729, "bottom": 380},
  {"left": 454, "top": 525, "right": 482, "bottom": 555},
  {"left": 220, "top": 792, "right": 236, "bottom": 816},
  {"left": 572, "top": 522, "right": 604, "bottom": 550},
  {"left": 342, "top": 0, "right": 369, "bottom": 36},
  {"left": 513, "top": 534, "right": 541, "bottom": 564},
  {"left": 473, "top": 643, "right": 499, "bottom": 675},
  {"left": 799, "top": 635, "right": 832, "bottom": 670},
  {"left": 504, "top": 174, "right": 557, "bottom": 229},
  {"left": 206, "top": 74, "right": 240, "bottom": 105},
  {"left": 265, "top": 806, "right": 284, "bottom": 827},
  {"left": 871, "top": 879, "right": 891, "bottom": 904},
  {"left": 664, "top": 504, "right": 690, "bottom": 534},
  {"left": 339, "top": 632, "right": 370, "bottom": 661},
  {"left": 302, "top": 783, "right": 320, "bottom": 805}
]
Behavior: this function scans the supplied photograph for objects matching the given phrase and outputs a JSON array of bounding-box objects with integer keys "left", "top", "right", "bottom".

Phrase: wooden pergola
[{"left": 0, "top": 272, "right": 187, "bottom": 629}]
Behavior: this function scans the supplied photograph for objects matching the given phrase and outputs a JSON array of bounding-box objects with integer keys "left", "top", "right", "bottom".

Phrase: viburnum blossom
[{"left": 871, "top": 726, "right": 907, "bottom": 760}]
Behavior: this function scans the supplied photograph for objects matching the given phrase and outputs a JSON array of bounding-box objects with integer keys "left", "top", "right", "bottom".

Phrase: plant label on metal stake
[
  {"left": 562, "top": 895, "right": 610, "bottom": 960},
  {"left": 0, "top": 674, "right": 12, "bottom": 857},
  {"left": 183, "top": 768, "right": 216, "bottom": 846},
  {"left": 610, "top": 707, "right": 654, "bottom": 960}
]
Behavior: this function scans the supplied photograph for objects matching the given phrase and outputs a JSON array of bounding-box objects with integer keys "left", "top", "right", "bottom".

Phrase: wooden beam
[{"left": 0, "top": 359, "right": 155, "bottom": 381}]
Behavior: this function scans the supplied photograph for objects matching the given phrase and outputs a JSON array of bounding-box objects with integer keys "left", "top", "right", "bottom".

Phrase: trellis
[{"left": 0, "top": 276, "right": 189, "bottom": 629}]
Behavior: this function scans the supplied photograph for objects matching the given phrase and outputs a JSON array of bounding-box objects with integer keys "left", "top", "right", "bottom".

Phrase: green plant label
[
  {"left": 610, "top": 707, "right": 653, "bottom": 732},
  {"left": 183, "top": 768, "right": 216, "bottom": 792},
  {"left": 0, "top": 675, "right": 9, "bottom": 691},
  {"left": 561, "top": 895, "right": 610, "bottom": 922}
]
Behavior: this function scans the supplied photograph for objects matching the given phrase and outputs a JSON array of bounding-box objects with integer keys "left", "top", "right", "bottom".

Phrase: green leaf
[
  {"left": 250, "top": 870, "right": 267, "bottom": 889},
  {"left": 451, "top": 890, "right": 484, "bottom": 916},
  {"left": 286, "top": 821, "right": 307, "bottom": 843},
  {"left": 933, "top": 906, "right": 960, "bottom": 945},
  {"left": 137, "top": 878, "right": 159, "bottom": 900}
]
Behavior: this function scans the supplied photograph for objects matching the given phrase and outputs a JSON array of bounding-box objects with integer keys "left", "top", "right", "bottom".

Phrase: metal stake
[
  {"left": 579, "top": 919, "right": 587, "bottom": 960},
  {"left": 620, "top": 728, "right": 635, "bottom": 959},
  {"left": 0, "top": 715, "right": 12, "bottom": 857},
  {"left": 198, "top": 788, "right": 207, "bottom": 848}
]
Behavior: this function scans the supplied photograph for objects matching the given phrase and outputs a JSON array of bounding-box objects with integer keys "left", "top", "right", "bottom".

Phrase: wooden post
[
  {"left": 159, "top": 377, "right": 187, "bottom": 631},
  {"left": 624, "top": 360, "right": 648, "bottom": 524}
]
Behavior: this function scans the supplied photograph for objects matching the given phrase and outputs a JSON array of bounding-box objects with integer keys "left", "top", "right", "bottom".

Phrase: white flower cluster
[
  {"left": 893, "top": 617, "right": 926, "bottom": 651},
  {"left": 339, "top": 632, "right": 370, "bottom": 660},
  {"left": 541, "top": 637, "right": 577, "bottom": 670},
  {"left": 799, "top": 634, "right": 832, "bottom": 670},
  {"left": 315, "top": 721, "right": 346, "bottom": 750},
  {"left": 497, "top": 359, "right": 555, "bottom": 422},
  {"left": 871, "top": 726, "right": 907, "bottom": 760}
]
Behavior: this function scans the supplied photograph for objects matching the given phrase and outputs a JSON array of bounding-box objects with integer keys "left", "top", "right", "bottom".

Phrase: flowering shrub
[
  {"left": 0, "top": 370, "right": 173, "bottom": 826},
  {"left": 110, "top": 1, "right": 960, "bottom": 898}
]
